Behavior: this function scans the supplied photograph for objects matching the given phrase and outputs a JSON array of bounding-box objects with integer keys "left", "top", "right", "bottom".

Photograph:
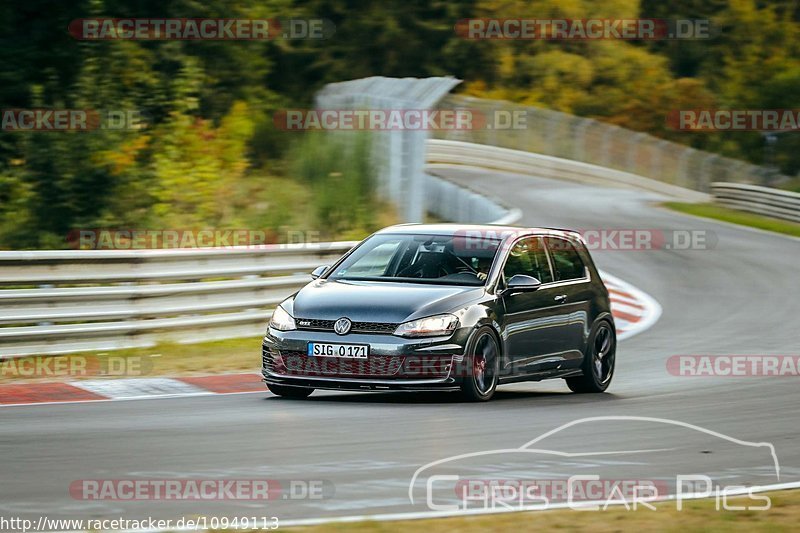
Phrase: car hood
[{"left": 289, "top": 279, "right": 486, "bottom": 323}]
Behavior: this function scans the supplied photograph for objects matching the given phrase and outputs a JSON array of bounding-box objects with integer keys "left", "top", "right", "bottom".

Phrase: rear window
[{"left": 545, "top": 237, "right": 586, "bottom": 281}]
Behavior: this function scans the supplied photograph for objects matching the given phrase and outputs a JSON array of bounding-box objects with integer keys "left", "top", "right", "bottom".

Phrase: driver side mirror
[
  {"left": 310, "top": 265, "right": 329, "bottom": 280},
  {"left": 500, "top": 274, "right": 542, "bottom": 295}
]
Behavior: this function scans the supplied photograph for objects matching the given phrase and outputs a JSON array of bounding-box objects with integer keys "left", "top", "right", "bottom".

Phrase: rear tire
[
  {"left": 566, "top": 320, "right": 616, "bottom": 393},
  {"left": 460, "top": 327, "right": 500, "bottom": 402},
  {"left": 267, "top": 383, "right": 314, "bottom": 398}
]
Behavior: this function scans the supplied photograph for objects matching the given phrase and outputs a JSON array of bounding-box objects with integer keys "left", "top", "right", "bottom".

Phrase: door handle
[{"left": 554, "top": 294, "right": 568, "bottom": 303}]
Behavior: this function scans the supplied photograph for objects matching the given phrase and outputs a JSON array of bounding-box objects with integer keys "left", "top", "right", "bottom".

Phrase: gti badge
[{"left": 334, "top": 317, "right": 352, "bottom": 335}]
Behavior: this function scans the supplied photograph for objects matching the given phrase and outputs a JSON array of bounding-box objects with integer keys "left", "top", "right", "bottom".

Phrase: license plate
[{"left": 307, "top": 342, "right": 369, "bottom": 359}]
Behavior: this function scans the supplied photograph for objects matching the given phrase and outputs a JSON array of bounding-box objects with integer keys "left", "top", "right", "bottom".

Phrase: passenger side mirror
[
  {"left": 501, "top": 274, "right": 542, "bottom": 295},
  {"left": 310, "top": 265, "right": 329, "bottom": 279}
]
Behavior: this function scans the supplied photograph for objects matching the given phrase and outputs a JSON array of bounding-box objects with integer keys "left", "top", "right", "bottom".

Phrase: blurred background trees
[{"left": 1, "top": 0, "right": 798, "bottom": 247}]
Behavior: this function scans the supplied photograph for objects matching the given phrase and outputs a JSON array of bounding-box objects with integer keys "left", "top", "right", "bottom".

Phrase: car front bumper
[{"left": 261, "top": 326, "right": 470, "bottom": 391}]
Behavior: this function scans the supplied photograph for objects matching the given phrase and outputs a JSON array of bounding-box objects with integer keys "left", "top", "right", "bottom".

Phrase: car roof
[{"left": 374, "top": 223, "right": 583, "bottom": 241}]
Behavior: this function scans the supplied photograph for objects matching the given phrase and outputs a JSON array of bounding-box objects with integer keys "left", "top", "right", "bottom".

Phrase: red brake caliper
[{"left": 474, "top": 355, "right": 485, "bottom": 376}]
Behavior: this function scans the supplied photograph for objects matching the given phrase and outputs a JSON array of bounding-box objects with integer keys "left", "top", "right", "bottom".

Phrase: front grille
[
  {"left": 295, "top": 318, "right": 335, "bottom": 330},
  {"left": 296, "top": 318, "right": 399, "bottom": 335},
  {"left": 262, "top": 345, "right": 280, "bottom": 373},
  {"left": 263, "top": 348, "right": 453, "bottom": 380},
  {"left": 279, "top": 351, "right": 404, "bottom": 377},
  {"left": 351, "top": 321, "right": 398, "bottom": 334}
]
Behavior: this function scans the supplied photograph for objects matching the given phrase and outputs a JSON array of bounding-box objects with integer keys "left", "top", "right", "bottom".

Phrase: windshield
[{"left": 327, "top": 233, "right": 501, "bottom": 286}]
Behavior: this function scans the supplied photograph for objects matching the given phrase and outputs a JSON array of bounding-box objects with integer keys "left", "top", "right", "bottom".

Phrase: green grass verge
[
  {"left": 284, "top": 490, "right": 800, "bottom": 532},
  {"left": 0, "top": 336, "right": 263, "bottom": 383},
  {"left": 664, "top": 202, "right": 800, "bottom": 238}
]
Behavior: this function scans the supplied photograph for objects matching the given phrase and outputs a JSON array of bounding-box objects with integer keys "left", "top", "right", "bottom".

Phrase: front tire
[
  {"left": 460, "top": 327, "right": 500, "bottom": 402},
  {"left": 566, "top": 320, "right": 616, "bottom": 393},
  {"left": 267, "top": 383, "right": 314, "bottom": 398}
]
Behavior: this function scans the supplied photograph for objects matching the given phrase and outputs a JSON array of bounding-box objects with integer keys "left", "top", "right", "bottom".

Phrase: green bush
[{"left": 289, "top": 132, "right": 379, "bottom": 238}]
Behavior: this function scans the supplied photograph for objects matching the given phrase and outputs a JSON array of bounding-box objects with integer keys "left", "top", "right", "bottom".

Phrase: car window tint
[
  {"left": 545, "top": 237, "right": 586, "bottom": 281},
  {"left": 503, "top": 237, "right": 553, "bottom": 283},
  {"left": 343, "top": 239, "right": 403, "bottom": 276},
  {"left": 329, "top": 234, "right": 501, "bottom": 286}
]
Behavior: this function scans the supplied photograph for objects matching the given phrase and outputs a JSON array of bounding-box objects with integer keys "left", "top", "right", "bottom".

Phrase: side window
[
  {"left": 503, "top": 237, "right": 553, "bottom": 283},
  {"left": 545, "top": 237, "right": 586, "bottom": 281}
]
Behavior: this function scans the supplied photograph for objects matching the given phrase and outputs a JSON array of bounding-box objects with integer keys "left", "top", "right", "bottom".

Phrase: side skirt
[{"left": 498, "top": 368, "right": 583, "bottom": 385}]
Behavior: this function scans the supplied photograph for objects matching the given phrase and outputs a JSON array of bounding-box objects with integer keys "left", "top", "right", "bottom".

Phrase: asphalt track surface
[{"left": 1, "top": 168, "right": 798, "bottom": 524}]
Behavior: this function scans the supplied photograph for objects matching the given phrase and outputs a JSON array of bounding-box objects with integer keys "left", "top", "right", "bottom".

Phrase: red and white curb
[
  {"left": 600, "top": 270, "right": 662, "bottom": 341},
  {"left": 0, "top": 373, "right": 264, "bottom": 407},
  {"left": 0, "top": 272, "right": 659, "bottom": 407}
]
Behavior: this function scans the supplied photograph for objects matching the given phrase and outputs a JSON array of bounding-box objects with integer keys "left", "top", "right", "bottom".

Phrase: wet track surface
[{"left": 1, "top": 168, "right": 798, "bottom": 522}]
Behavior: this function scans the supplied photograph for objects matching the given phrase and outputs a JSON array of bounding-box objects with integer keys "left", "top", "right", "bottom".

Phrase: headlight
[
  {"left": 393, "top": 314, "right": 459, "bottom": 338},
  {"left": 269, "top": 305, "right": 296, "bottom": 331}
]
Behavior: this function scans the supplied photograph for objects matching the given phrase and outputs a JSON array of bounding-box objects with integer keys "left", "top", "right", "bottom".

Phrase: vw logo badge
[{"left": 334, "top": 317, "right": 352, "bottom": 335}]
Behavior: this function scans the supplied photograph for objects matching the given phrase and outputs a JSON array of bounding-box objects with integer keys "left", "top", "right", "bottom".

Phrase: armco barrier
[
  {"left": 0, "top": 243, "right": 356, "bottom": 357},
  {"left": 711, "top": 182, "right": 800, "bottom": 223}
]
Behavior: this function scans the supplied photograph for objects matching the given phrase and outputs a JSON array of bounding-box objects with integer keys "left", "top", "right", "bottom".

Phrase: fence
[
  {"left": 426, "top": 139, "right": 709, "bottom": 203},
  {"left": 315, "top": 76, "right": 461, "bottom": 222},
  {"left": 435, "top": 95, "right": 787, "bottom": 192}
]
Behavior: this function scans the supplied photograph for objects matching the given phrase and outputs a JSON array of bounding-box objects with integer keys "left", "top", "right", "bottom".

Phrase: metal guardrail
[
  {"left": 711, "top": 182, "right": 800, "bottom": 223},
  {"left": 0, "top": 171, "right": 520, "bottom": 358},
  {"left": 0, "top": 243, "right": 356, "bottom": 357}
]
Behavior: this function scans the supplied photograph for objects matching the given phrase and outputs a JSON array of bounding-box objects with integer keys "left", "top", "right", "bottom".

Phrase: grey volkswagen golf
[{"left": 262, "top": 224, "right": 615, "bottom": 401}]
